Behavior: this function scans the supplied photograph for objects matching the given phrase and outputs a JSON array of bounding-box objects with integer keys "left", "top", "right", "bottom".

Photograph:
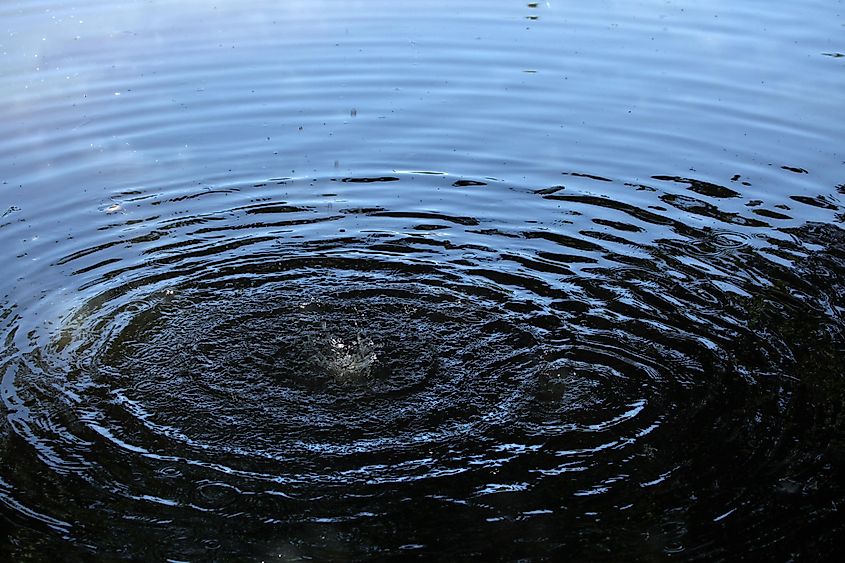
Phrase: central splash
[{"left": 310, "top": 329, "right": 379, "bottom": 385}]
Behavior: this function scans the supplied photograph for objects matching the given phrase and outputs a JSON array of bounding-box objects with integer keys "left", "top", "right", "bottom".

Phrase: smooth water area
[{"left": 1, "top": 0, "right": 844, "bottom": 559}]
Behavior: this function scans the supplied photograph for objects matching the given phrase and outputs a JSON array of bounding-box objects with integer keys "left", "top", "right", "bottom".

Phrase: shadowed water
[{"left": 1, "top": 0, "right": 844, "bottom": 560}]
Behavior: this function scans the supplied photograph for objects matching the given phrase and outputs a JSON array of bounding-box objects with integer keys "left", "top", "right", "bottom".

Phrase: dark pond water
[{"left": 2, "top": 0, "right": 845, "bottom": 560}]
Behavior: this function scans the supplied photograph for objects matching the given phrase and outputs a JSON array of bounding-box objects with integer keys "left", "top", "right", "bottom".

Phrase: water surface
[{"left": 1, "top": 0, "right": 844, "bottom": 559}]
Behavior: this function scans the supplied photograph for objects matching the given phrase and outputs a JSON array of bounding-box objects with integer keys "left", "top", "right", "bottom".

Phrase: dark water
[{"left": 1, "top": 0, "right": 844, "bottom": 560}]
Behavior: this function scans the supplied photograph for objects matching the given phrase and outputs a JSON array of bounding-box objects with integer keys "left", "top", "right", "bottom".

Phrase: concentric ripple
[
  {"left": 2, "top": 171, "right": 843, "bottom": 559},
  {"left": 2, "top": 0, "right": 845, "bottom": 559}
]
